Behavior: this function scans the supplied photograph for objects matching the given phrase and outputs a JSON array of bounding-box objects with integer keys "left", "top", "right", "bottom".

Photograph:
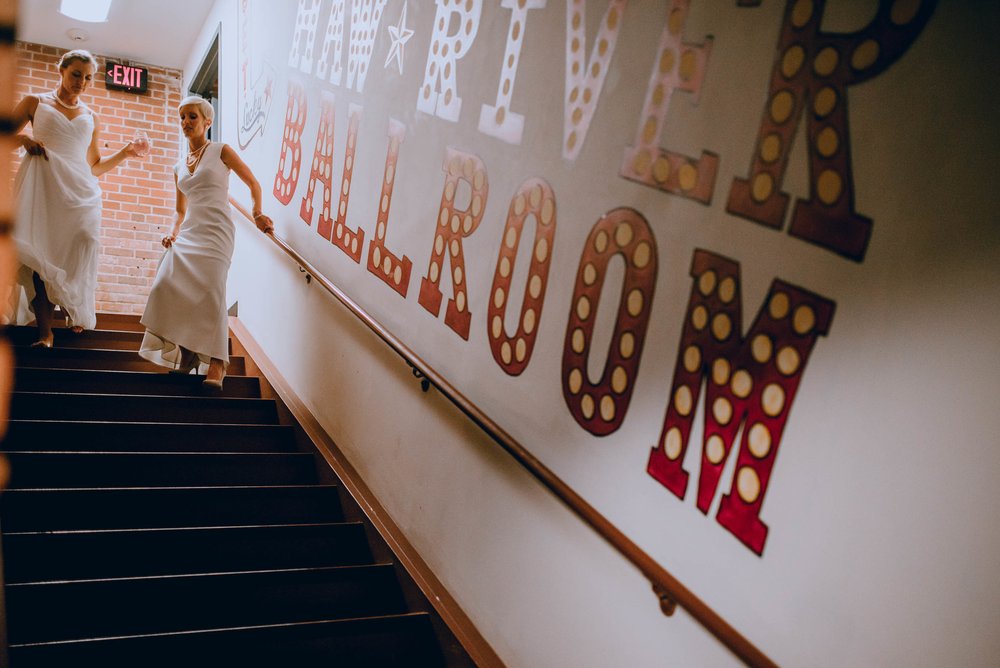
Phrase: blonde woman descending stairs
[
  {"left": 139, "top": 95, "right": 273, "bottom": 390},
  {"left": 9, "top": 49, "right": 147, "bottom": 347}
]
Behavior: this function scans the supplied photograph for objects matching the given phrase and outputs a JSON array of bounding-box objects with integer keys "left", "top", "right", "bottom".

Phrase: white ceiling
[{"left": 18, "top": 0, "right": 215, "bottom": 70}]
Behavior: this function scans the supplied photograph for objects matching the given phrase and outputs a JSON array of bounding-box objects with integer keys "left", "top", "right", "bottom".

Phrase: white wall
[
  {"left": 225, "top": 215, "right": 738, "bottom": 667},
  {"left": 183, "top": 2, "right": 1000, "bottom": 665}
]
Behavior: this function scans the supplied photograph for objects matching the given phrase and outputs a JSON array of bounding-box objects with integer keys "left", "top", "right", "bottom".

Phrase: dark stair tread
[
  {"left": 7, "top": 325, "right": 234, "bottom": 353},
  {"left": 8, "top": 613, "right": 445, "bottom": 667},
  {"left": 10, "top": 391, "right": 279, "bottom": 425},
  {"left": 53, "top": 311, "right": 145, "bottom": 332},
  {"left": 3, "top": 420, "right": 296, "bottom": 452},
  {"left": 3, "top": 522, "right": 373, "bottom": 582},
  {"left": 4, "top": 313, "right": 464, "bottom": 666},
  {"left": 3, "top": 451, "right": 318, "bottom": 488},
  {"left": 1, "top": 484, "right": 344, "bottom": 531},
  {"left": 13, "top": 346, "right": 247, "bottom": 374},
  {"left": 6, "top": 564, "right": 407, "bottom": 644},
  {"left": 13, "top": 367, "right": 260, "bottom": 398}
]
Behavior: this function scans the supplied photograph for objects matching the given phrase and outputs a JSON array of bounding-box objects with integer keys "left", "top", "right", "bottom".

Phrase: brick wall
[{"left": 14, "top": 42, "right": 183, "bottom": 315}]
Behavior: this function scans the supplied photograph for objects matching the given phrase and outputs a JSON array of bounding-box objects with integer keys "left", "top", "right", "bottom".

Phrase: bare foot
[
  {"left": 67, "top": 325, "right": 84, "bottom": 334},
  {"left": 30, "top": 334, "right": 53, "bottom": 349}
]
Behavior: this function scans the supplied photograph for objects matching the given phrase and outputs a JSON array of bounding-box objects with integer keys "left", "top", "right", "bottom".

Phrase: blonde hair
[
  {"left": 58, "top": 49, "right": 97, "bottom": 70},
  {"left": 178, "top": 95, "right": 214, "bottom": 122}
]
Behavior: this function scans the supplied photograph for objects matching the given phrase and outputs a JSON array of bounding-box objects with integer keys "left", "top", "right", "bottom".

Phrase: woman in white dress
[
  {"left": 139, "top": 95, "right": 272, "bottom": 389},
  {"left": 10, "top": 49, "right": 146, "bottom": 347}
]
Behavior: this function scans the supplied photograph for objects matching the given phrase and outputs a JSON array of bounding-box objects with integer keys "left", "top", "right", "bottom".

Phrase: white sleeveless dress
[
  {"left": 11, "top": 102, "right": 102, "bottom": 330},
  {"left": 139, "top": 143, "right": 234, "bottom": 371}
]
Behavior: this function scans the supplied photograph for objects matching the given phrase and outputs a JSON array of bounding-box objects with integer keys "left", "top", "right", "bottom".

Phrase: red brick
[{"left": 16, "top": 41, "right": 182, "bottom": 313}]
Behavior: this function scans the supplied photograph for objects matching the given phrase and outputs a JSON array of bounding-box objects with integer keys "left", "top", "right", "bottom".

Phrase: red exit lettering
[{"left": 109, "top": 64, "right": 144, "bottom": 89}]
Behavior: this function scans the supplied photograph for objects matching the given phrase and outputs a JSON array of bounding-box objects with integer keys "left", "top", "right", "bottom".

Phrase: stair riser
[
  {"left": 5, "top": 453, "right": 318, "bottom": 488},
  {"left": 10, "top": 394, "right": 279, "bottom": 425},
  {"left": 3, "top": 422, "right": 296, "bottom": 453},
  {"left": 1, "top": 318, "right": 458, "bottom": 666},
  {"left": 8, "top": 614, "right": 444, "bottom": 668},
  {"left": 1, "top": 487, "right": 344, "bottom": 532},
  {"left": 55, "top": 313, "right": 147, "bottom": 333},
  {"left": 14, "top": 349, "right": 247, "bottom": 375},
  {"left": 7, "top": 326, "right": 234, "bottom": 353},
  {"left": 6, "top": 566, "right": 406, "bottom": 644},
  {"left": 14, "top": 369, "right": 261, "bottom": 398},
  {"left": 3, "top": 524, "right": 372, "bottom": 583}
]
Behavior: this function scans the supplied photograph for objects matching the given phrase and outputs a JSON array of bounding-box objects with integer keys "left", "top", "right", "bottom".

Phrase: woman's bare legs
[{"left": 30, "top": 272, "right": 55, "bottom": 347}]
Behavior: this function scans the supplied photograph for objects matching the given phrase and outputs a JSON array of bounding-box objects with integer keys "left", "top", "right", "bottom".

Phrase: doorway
[{"left": 188, "top": 27, "right": 220, "bottom": 141}]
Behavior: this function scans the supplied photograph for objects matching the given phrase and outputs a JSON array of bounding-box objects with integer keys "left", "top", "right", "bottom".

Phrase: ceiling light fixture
[
  {"left": 66, "top": 28, "right": 90, "bottom": 42},
  {"left": 59, "top": 0, "right": 112, "bottom": 23}
]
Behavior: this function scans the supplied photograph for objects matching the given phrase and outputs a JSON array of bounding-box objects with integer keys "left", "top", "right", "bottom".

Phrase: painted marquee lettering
[
  {"left": 487, "top": 178, "right": 557, "bottom": 375},
  {"left": 619, "top": 0, "right": 718, "bottom": 204},
  {"left": 260, "top": 1, "right": 924, "bottom": 556},
  {"left": 646, "top": 249, "right": 834, "bottom": 555},
  {"left": 562, "top": 208, "right": 657, "bottom": 436},
  {"left": 563, "top": 0, "right": 627, "bottom": 160},
  {"left": 417, "top": 0, "right": 483, "bottom": 122},
  {"left": 478, "top": 0, "right": 547, "bottom": 145},
  {"left": 328, "top": 104, "right": 365, "bottom": 262},
  {"left": 272, "top": 82, "right": 307, "bottom": 206},
  {"left": 316, "top": 0, "right": 347, "bottom": 85},
  {"left": 366, "top": 119, "right": 413, "bottom": 297},
  {"left": 295, "top": 0, "right": 387, "bottom": 91},
  {"left": 345, "top": 0, "right": 388, "bottom": 93},
  {"left": 727, "top": 0, "right": 936, "bottom": 260},
  {"left": 300, "top": 92, "right": 337, "bottom": 237},
  {"left": 293, "top": 93, "right": 364, "bottom": 262},
  {"left": 418, "top": 149, "right": 489, "bottom": 340},
  {"left": 288, "top": 0, "right": 322, "bottom": 74}
]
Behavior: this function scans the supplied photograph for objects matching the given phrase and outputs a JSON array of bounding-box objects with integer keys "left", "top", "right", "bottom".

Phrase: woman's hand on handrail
[{"left": 252, "top": 211, "right": 274, "bottom": 234}]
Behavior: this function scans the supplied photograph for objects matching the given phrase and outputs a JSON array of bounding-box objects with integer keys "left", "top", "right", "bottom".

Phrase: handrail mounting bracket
[
  {"left": 653, "top": 583, "right": 677, "bottom": 617},
  {"left": 408, "top": 363, "right": 431, "bottom": 392}
]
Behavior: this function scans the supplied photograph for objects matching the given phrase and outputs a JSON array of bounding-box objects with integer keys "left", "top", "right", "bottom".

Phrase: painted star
[{"left": 384, "top": 2, "right": 414, "bottom": 75}]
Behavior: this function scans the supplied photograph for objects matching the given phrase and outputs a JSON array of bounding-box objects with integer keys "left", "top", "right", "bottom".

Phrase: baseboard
[{"left": 228, "top": 316, "right": 504, "bottom": 668}]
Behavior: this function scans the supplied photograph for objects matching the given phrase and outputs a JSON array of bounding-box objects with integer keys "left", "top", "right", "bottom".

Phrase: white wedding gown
[
  {"left": 11, "top": 102, "right": 102, "bottom": 330},
  {"left": 139, "top": 142, "right": 233, "bottom": 371}
]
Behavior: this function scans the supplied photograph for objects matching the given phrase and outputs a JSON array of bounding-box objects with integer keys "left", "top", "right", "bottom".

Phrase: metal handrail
[{"left": 230, "top": 197, "right": 776, "bottom": 668}]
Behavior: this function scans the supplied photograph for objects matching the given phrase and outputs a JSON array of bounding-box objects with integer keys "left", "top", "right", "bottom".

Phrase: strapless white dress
[
  {"left": 11, "top": 102, "right": 102, "bottom": 330},
  {"left": 139, "top": 142, "right": 234, "bottom": 371}
]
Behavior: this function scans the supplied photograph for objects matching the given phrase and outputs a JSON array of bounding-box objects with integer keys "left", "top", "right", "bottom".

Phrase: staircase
[{"left": 0, "top": 315, "right": 471, "bottom": 666}]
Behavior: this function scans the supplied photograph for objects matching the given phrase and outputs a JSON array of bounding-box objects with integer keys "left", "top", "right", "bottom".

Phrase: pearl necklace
[
  {"left": 185, "top": 141, "right": 211, "bottom": 173},
  {"left": 51, "top": 91, "right": 80, "bottom": 110},
  {"left": 186, "top": 141, "right": 210, "bottom": 162}
]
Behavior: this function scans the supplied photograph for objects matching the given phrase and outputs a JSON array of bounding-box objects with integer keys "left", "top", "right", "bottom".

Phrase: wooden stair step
[
  {"left": 14, "top": 367, "right": 261, "bottom": 398},
  {"left": 13, "top": 346, "right": 247, "bottom": 374},
  {"left": 52, "top": 311, "right": 145, "bottom": 332},
  {"left": 6, "top": 564, "right": 407, "bottom": 645},
  {"left": 3, "top": 522, "right": 373, "bottom": 583},
  {"left": 8, "top": 325, "right": 234, "bottom": 354},
  {"left": 1, "top": 485, "right": 343, "bottom": 532},
  {"left": 4, "top": 452, "right": 318, "bottom": 489},
  {"left": 10, "top": 392, "right": 278, "bottom": 425},
  {"left": 2, "top": 311, "right": 472, "bottom": 666},
  {"left": 8, "top": 613, "right": 445, "bottom": 667},
  {"left": 3, "top": 421, "right": 296, "bottom": 453}
]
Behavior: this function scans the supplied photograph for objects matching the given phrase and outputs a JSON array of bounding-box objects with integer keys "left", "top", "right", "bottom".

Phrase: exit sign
[{"left": 105, "top": 62, "right": 148, "bottom": 93}]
